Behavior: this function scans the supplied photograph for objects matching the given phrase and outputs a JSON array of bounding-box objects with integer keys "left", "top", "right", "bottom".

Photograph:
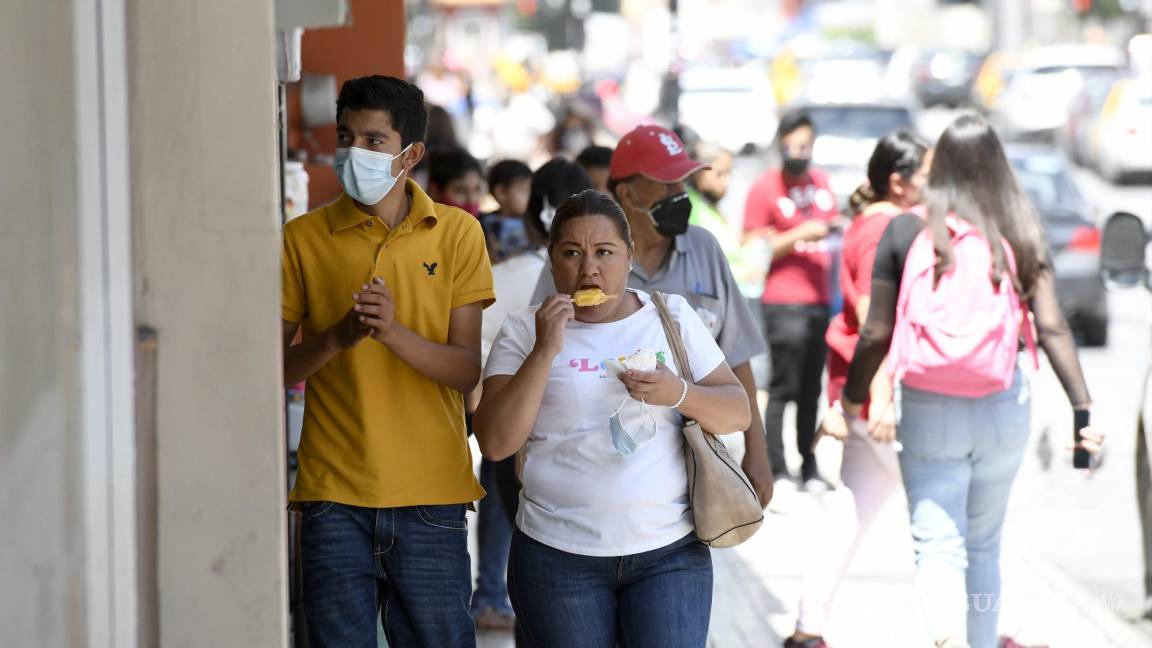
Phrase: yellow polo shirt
[{"left": 282, "top": 179, "right": 494, "bottom": 508}]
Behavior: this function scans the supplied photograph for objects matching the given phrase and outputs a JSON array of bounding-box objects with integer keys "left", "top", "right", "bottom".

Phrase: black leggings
[{"left": 762, "top": 303, "right": 829, "bottom": 480}]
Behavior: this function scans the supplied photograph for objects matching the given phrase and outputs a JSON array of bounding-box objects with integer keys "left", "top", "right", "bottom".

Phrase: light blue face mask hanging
[
  {"left": 609, "top": 394, "right": 658, "bottom": 457},
  {"left": 333, "top": 144, "right": 412, "bottom": 205}
]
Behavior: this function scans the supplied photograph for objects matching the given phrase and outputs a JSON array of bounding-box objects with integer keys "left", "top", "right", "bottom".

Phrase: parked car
[
  {"left": 1099, "top": 211, "right": 1152, "bottom": 622},
  {"left": 992, "top": 45, "right": 1127, "bottom": 142},
  {"left": 1006, "top": 145, "right": 1109, "bottom": 346},
  {"left": 972, "top": 49, "right": 1021, "bottom": 112},
  {"left": 1090, "top": 75, "right": 1152, "bottom": 184},
  {"left": 678, "top": 63, "right": 778, "bottom": 154},
  {"left": 793, "top": 100, "right": 917, "bottom": 209},
  {"left": 912, "top": 49, "right": 984, "bottom": 108},
  {"left": 798, "top": 40, "right": 892, "bottom": 105}
]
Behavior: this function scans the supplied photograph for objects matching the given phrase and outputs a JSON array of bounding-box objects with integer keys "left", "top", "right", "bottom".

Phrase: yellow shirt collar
[{"left": 328, "top": 179, "right": 439, "bottom": 234}]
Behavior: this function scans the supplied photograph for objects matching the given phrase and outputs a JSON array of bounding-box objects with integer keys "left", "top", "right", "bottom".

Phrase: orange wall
[{"left": 287, "top": 0, "right": 406, "bottom": 209}]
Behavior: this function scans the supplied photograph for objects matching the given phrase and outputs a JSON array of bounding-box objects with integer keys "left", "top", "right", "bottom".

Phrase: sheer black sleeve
[
  {"left": 843, "top": 213, "right": 924, "bottom": 403},
  {"left": 1030, "top": 267, "right": 1092, "bottom": 408}
]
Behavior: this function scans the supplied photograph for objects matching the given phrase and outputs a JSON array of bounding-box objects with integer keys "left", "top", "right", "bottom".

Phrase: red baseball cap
[{"left": 609, "top": 125, "right": 709, "bottom": 183}]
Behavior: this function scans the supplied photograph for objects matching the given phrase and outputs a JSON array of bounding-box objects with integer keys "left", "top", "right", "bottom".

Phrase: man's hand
[
  {"left": 354, "top": 277, "right": 397, "bottom": 344},
  {"left": 741, "top": 448, "right": 774, "bottom": 509},
  {"left": 793, "top": 219, "right": 830, "bottom": 242},
  {"left": 326, "top": 306, "right": 373, "bottom": 350}
]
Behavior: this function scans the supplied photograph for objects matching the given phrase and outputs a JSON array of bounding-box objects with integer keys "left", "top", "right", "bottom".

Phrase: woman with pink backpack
[{"left": 842, "top": 114, "right": 1105, "bottom": 648}]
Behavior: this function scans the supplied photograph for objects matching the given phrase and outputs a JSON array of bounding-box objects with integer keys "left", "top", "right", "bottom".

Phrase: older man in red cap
[{"left": 530, "top": 125, "right": 774, "bottom": 509}]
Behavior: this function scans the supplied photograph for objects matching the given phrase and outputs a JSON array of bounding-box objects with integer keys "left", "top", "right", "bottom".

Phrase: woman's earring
[{"left": 628, "top": 263, "right": 634, "bottom": 271}]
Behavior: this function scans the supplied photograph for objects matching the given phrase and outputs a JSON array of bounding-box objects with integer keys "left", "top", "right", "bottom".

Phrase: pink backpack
[{"left": 887, "top": 215, "right": 1038, "bottom": 398}]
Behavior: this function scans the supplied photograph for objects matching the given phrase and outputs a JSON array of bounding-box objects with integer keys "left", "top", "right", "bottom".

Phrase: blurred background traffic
[{"left": 284, "top": 0, "right": 1152, "bottom": 346}]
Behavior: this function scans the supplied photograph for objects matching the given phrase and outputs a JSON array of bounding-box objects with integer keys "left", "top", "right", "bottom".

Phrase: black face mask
[
  {"left": 783, "top": 155, "right": 811, "bottom": 176},
  {"left": 649, "top": 192, "right": 692, "bottom": 238}
]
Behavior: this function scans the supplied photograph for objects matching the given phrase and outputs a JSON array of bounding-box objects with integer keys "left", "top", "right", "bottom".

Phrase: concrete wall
[
  {"left": 0, "top": 1, "right": 85, "bottom": 644},
  {"left": 126, "top": 0, "right": 289, "bottom": 645}
]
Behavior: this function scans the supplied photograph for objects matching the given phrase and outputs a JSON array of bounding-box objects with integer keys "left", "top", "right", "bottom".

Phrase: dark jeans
[
  {"left": 508, "top": 529, "right": 713, "bottom": 648},
  {"left": 472, "top": 458, "right": 514, "bottom": 613},
  {"left": 300, "top": 501, "right": 475, "bottom": 648},
  {"left": 762, "top": 303, "right": 830, "bottom": 480}
]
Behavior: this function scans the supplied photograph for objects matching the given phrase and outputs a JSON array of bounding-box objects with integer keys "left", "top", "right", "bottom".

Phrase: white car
[
  {"left": 992, "top": 44, "right": 1127, "bottom": 141},
  {"left": 678, "top": 65, "right": 778, "bottom": 154},
  {"left": 1092, "top": 75, "right": 1152, "bottom": 183}
]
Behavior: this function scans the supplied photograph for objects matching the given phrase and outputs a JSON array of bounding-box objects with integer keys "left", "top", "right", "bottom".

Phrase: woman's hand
[
  {"left": 533, "top": 294, "right": 574, "bottom": 358},
  {"left": 618, "top": 362, "right": 686, "bottom": 407},
  {"left": 815, "top": 410, "right": 849, "bottom": 448},
  {"left": 868, "top": 401, "right": 898, "bottom": 445},
  {"left": 1068, "top": 425, "right": 1106, "bottom": 472}
]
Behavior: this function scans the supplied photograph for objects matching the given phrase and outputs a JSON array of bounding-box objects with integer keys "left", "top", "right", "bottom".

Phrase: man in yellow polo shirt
[{"left": 281, "top": 75, "right": 493, "bottom": 648}]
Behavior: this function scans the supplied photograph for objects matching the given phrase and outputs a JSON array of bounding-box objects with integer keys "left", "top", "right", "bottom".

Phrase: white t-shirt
[
  {"left": 481, "top": 249, "right": 547, "bottom": 363},
  {"left": 484, "top": 290, "right": 727, "bottom": 556}
]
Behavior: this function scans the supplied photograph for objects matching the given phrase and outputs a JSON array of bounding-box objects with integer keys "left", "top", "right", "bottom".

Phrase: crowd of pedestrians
[{"left": 281, "top": 74, "right": 1106, "bottom": 648}]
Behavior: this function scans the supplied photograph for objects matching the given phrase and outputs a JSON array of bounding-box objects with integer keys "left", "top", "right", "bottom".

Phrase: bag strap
[{"left": 652, "top": 292, "right": 694, "bottom": 386}]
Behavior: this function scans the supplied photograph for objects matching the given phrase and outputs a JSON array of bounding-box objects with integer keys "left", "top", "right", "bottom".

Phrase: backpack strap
[{"left": 997, "top": 236, "right": 1040, "bottom": 370}]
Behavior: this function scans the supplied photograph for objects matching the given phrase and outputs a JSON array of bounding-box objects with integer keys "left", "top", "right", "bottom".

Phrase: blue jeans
[
  {"left": 897, "top": 371, "right": 1031, "bottom": 648},
  {"left": 508, "top": 529, "right": 712, "bottom": 648},
  {"left": 472, "top": 458, "right": 514, "bottom": 614},
  {"left": 300, "top": 501, "right": 475, "bottom": 648}
]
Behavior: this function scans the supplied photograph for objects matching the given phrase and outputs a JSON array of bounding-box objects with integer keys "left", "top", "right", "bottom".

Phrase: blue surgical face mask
[
  {"left": 333, "top": 144, "right": 412, "bottom": 205},
  {"left": 609, "top": 394, "right": 657, "bottom": 457}
]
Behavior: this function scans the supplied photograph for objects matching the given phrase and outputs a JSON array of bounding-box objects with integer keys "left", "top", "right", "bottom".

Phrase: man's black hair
[
  {"left": 336, "top": 75, "right": 428, "bottom": 148},
  {"left": 427, "top": 147, "right": 483, "bottom": 190},
  {"left": 775, "top": 109, "right": 815, "bottom": 141},
  {"left": 487, "top": 159, "right": 533, "bottom": 192},
  {"left": 576, "top": 145, "right": 614, "bottom": 170}
]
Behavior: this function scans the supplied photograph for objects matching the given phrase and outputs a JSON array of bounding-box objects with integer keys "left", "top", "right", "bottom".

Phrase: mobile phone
[{"left": 1073, "top": 409, "right": 1091, "bottom": 470}]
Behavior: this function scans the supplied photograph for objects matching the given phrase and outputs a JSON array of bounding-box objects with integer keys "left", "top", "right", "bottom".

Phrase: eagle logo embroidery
[{"left": 423, "top": 262, "right": 438, "bottom": 276}]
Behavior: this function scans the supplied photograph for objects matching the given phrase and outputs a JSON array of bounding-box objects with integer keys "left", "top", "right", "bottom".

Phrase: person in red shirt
[
  {"left": 783, "top": 131, "right": 930, "bottom": 648},
  {"left": 744, "top": 111, "right": 841, "bottom": 494}
]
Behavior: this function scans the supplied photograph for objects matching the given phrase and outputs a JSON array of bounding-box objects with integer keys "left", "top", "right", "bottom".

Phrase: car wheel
[{"left": 1079, "top": 315, "right": 1109, "bottom": 347}]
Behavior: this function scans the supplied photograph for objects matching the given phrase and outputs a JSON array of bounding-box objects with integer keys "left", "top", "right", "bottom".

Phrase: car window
[
  {"left": 1010, "top": 157, "right": 1083, "bottom": 211},
  {"left": 804, "top": 106, "right": 912, "bottom": 140}
]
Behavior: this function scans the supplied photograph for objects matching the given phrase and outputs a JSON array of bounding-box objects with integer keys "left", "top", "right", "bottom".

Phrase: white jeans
[{"left": 796, "top": 423, "right": 903, "bottom": 635}]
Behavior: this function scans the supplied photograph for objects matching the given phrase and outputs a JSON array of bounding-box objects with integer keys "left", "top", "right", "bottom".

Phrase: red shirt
[
  {"left": 824, "top": 205, "right": 903, "bottom": 408},
  {"left": 743, "top": 168, "right": 839, "bottom": 305}
]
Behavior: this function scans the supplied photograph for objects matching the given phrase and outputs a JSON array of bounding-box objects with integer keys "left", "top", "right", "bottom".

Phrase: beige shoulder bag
[{"left": 652, "top": 292, "right": 764, "bottom": 548}]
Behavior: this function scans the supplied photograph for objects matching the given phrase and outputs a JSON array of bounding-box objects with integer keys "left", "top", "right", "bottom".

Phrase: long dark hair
[
  {"left": 526, "top": 158, "right": 594, "bottom": 241},
  {"left": 924, "top": 114, "right": 1046, "bottom": 298},
  {"left": 849, "top": 130, "right": 929, "bottom": 214}
]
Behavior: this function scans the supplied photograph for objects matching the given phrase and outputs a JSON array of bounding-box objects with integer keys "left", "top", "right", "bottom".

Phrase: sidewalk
[{"left": 472, "top": 432, "right": 1152, "bottom": 648}]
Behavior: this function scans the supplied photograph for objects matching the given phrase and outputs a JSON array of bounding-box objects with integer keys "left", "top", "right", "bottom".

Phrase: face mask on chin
[
  {"left": 648, "top": 192, "right": 692, "bottom": 238},
  {"left": 700, "top": 187, "right": 725, "bottom": 204}
]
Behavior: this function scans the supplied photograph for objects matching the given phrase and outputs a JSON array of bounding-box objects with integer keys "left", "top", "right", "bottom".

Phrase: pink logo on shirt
[{"left": 569, "top": 353, "right": 668, "bottom": 374}]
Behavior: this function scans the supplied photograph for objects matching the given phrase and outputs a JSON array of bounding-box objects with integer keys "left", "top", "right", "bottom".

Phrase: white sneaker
[{"left": 802, "top": 475, "right": 834, "bottom": 495}]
